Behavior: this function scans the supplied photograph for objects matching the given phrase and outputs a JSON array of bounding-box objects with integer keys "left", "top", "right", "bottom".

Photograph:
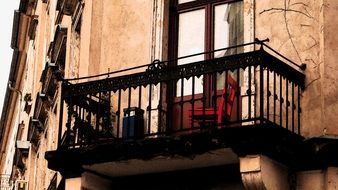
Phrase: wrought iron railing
[{"left": 58, "top": 39, "right": 305, "bottom": 148}]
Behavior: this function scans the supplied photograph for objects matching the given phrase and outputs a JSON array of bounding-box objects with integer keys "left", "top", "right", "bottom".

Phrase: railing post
[
  {"left": 66, "top": 99, "right": 73, "bottom": 147},
  {"left": 286, "top": 79, "right": 289, "bottom": 130},
  {"left": 259, "top": 65, "right": 264, "bottom": 123},
  {"left": 298, "top": 86, "right": 301, "bottom": 135},
  {"left": 158, "top": 82, "right": 163, "bottom": 133},
  {"left": 166, "top": 74, "right": 174, "bottom": 134}
]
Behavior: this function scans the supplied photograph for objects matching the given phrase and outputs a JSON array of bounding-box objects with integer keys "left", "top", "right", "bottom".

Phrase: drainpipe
[
  {"left": 7, "top": 81, "right": 22, "bottom": 181},
  {"left": 8, "top": 81, "right": 23, "bottom": 136},
  {"left": 8, "top": 81, "right": 22, "bottom": 109}
]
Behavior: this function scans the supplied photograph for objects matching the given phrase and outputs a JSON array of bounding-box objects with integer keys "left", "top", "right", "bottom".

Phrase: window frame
[
  {"left": 169, "top": 0, "right": 242, "bottom": 63},
  {"left": 169, "top": 0, "right": 243, "bottom": 98}
]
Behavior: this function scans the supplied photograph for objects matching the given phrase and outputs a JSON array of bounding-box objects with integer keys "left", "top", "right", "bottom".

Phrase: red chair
[{"left": 190, "top": 75, "right": 238, "bottom": 126}]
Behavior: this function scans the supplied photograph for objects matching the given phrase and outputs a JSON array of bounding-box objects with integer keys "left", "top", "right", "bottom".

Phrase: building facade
[{"left": 0, "top": 0, "right": 337, "bottom": 189}]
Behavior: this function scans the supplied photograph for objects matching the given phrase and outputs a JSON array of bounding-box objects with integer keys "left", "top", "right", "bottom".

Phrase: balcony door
[
  {"left": 169, "top": 0, "right": 243, "bottom": 130},
  {"left": 172, "top": 0, "right": 243, "bottom": 95}
]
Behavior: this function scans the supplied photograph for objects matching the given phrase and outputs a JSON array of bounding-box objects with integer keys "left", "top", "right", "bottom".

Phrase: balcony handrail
[
  {"left": 62, "top": 44, "right": 305, "bottom": 98},
  {"left": 261, "top": 43, "right": 306, "bottom": 71},
  {"left": 65, "top": 38, "right": 304, "bottom": 83},
  {"left": 58, "top": 39, "right": 306, "bottom": 148}
]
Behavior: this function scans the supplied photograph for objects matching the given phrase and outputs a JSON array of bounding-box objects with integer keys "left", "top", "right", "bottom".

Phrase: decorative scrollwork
[
  {"left": 62, "top": 49, "right": 305, "bottom": 98},
  {"left": 146, "top": 59, "right": 167, "bottom": 72}
]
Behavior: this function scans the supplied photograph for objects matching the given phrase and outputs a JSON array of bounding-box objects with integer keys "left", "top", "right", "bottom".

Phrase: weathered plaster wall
[
  {"left": 87, "top": 0, "right": 103, "bottom": 76},
  {"left": 26, "top": 2, "right": 45, "bottom": 190},
  {"left": 69, "top": 23, "right": 81, "bottom": 79},
  {"left": 21, "top": 0, "right": 65, "bottom": 189},
  {"left": 75, "top": 0, "right": 153, "bottom": 77},
  {"left": 255, "top": 0, "right": 338, "bottom": 137},
  {"left": 320, "top": 0, "right": 338, "bottom": 136},
  {"left": 100, "top": 0, "right": 153, "bottom": 73},
  {"left": 297, "top": 168, "right": 338, "bottom": 190},
  {"left": 326, "top": 167, "right": 338, "bottom": 190},
  {"left": 77, "top": 0, "right": 92, "bottom": 79},
  {"left": 297, "top": 170, "right": 326, "bottom": 190}
]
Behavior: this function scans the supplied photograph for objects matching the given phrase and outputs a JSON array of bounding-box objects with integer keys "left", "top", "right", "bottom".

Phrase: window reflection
[
  {"left": 177, "top": 9, "right": 205, "bottom": 96},
  {"left": 178, "top": 0, "right": 196, "bottom": 4}
]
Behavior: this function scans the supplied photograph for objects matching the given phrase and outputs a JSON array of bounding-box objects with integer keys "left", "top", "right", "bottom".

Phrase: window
[{"left": 170, "top": 0, "right": 243, "bottom": 96}]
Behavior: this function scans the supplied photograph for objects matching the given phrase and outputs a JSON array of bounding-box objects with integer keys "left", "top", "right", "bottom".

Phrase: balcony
[
  {"left": 46, "top": 40, "right": 307, "bottom": 176},
  {"left": 40, "top": 61, "right": 58, "bottom": 108},
  {"left": 56, "top": 0, "right": 79, "bottom": 16},
  {"left": 11, "top": 141, "right": 30, "bottom": 180},
  {"left": 50, "top": 25, "right": 67, "bottom": 70},
  {"left": 56, "top": 0, "right": 82, "bottom": 24},
  {"left": 27, "top": 93, "right": 48, "bottom": 147}
]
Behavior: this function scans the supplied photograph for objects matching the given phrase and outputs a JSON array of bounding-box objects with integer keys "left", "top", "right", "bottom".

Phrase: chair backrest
[{"left": 217, "top": 75, "right": 238, "bottom": 124}]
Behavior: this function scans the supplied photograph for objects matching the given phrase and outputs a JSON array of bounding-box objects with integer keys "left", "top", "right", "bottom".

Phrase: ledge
[{"left": 45, "top": 124, "right": 305, "bottom": 176}]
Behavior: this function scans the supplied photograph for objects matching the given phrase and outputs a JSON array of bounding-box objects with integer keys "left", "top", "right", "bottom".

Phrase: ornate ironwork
[
  {"left": 57, "top": 41, "right": 306, "bottom": 149},
  {"left": 147, "top": 59, "right": 167, "bottom": 71},
  {"left": 260, "top": 51, "right": 305, "bottom": 88},
  {"left": 63, "top": 49, "right": 304, "bottom": 98}
]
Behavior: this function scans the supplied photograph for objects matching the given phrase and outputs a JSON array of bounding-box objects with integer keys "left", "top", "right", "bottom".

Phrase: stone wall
[{"left": 255, "top": 0, "right": 338, "bottom": 137}]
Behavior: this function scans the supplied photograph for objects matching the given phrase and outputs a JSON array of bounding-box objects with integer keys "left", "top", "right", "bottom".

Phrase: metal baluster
[
  {"left": 254, "top": 66, "right": 257, "bottom": 124},
  {"left": 148, "top": 84, "right": 152, "bottom": 135},
  {"left": 273, "top": 72, "right": 276, "bottom": 124},
  {"left": 58, "top": 97, "right": 64, "bottom": 147},
  {"left": 96, "top": 93, "right": 101, "bottom": 134},
  {"left": 138, "top": 86, "right": 142, "bottom": 109},
  {"left": 292, "top": 83, "right": 295, "bottom": 133},
  {"left": 117, "top": 89, "right": 121, "bottom": 138},
  {"left": 180, "top": 78, "right": 184, "bottom": 130},
  {"left": 225, "top": 71, "right": 228, "bottom": 122},
  {"left": 191, "top": 76, "right": 195, "bottom": 129},
  {"left": 158, "top": 82, "right": 163, "bottom": 133},
  {"left": 78, "top": 106, "right": 82, "bottom": 146},
  {"left": 237, "top": 68, "right": 241, "bottom": 122},
  {"left": 213, "top": 73, "right": 217, "bottom": 125},
  {"left": 108, "top": 90, "right": 112, "bottom": 136},
  {"left": 128, "top": 87, "right": 132, "bottom": 138},
  {"left": 298, "top": 86, "right": 301, "bottom": 135},
  {"left": 266, "top": 69, "right": 270, "bottom": 121},
  {"left": 66, "top": 100, "right": 73, "bottom": 147},
  {"left": 259, "top": 66, "right": 264, "bottom": 123},
  {"left": 280, "top": 76, "right": 283, "bottom": 127},
  {"left": 286, "top": 80, "right": 289, "bottom": 130},
  {"left": 75, "top": 105, "right": 79, "bottom": 145},
  {"left": 248, "top": 66, "right": 252, "bottom": 120},
  {"left": 202, "top": 75, "right": 206, "bottom": 128}
]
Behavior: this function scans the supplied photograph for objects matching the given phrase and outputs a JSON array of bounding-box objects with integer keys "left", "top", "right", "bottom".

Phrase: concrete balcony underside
[{"left": 45, "top": 124, "right": 307, "bottom": 178}]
